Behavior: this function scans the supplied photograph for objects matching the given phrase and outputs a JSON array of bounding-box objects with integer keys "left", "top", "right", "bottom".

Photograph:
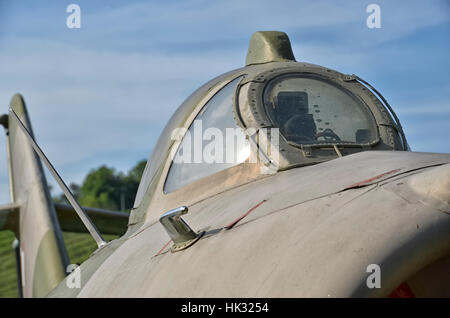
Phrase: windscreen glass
[
  {"left": 264, "top": 75, "right": 378, "bottom": 146},
  {"left": 164, "top": 76, "right": 249, "bottom": 193}
]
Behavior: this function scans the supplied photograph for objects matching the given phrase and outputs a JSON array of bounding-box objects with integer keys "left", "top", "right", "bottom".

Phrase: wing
[
  {"left": 54, "top": 203, "right": 129, "bottom": 236},
  {"left": 0, "top": 203, "right": 20, "bottom": 232}
]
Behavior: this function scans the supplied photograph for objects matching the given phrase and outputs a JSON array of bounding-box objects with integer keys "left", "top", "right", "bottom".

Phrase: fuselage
[{"left": 49, "top": 150, "right": 450, "bottom": 297}]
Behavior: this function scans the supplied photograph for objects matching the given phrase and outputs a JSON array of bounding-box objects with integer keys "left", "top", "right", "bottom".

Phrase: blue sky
[{"left": 0, "top": 0, "right": 449, "bottom": 202}]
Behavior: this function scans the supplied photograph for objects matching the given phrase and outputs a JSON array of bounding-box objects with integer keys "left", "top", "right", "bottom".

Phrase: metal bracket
[
  {"left": 342, "top": 74, "right": 357, "bottom": 82},
  {"left": 300, "top": 145, "right": 313, "bottom": 158},
  {"left": 159, "top": 206, "right": 204, "bottom": 253},
  {"left": 9, "top": 108, "right": 107, "bottom": 248}
]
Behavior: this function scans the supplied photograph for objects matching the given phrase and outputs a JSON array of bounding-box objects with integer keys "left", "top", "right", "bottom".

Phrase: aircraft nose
[{"left": 408, "top": 163, "right": 450, "bottom": 212}]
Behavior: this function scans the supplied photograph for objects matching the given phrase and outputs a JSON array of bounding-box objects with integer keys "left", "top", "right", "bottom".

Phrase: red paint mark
[
  {"left": 388, "top": 282, "right": 415, "bottom": 298},
  {"left": 345, "top": 169, "right": 401, "bottom": 189},
  {"left": 225, "top": 200, "right": 267, "bottom": 230},
  {"left": 154, "top": 240, "right": 171, "bottom": 257}
]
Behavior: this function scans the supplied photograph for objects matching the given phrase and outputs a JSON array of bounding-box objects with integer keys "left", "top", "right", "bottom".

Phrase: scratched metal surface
[{"left": 58, "top": 150, "right": 450, "bottom": 297}]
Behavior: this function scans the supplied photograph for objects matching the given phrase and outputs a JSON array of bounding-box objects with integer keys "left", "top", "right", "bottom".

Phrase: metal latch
[
  {"left": 342, "top": 74, "right": 357, "bottom": 82},
  {"left": 159, "top": 206, "right": 205, "bottom": 253},
  {"left": 300, "top": 145, "right": 313, "bottom": 158}
]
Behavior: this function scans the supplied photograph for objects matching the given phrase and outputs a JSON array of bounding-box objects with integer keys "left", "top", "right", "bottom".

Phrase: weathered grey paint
[
  {"left": 7, "top": 94, "right": 68, "bottom": 297},
  {"left": 245, "top": 31, "right": 296, "bottom": 66},
  {"left": 49, "top": 151, "right": 450, "bottom": 297},
  {"left": 32, "top": 230, "right": 67, "bottom": 297}
]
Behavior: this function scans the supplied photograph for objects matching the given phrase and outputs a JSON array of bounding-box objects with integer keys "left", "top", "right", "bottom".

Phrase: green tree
[
  {"left": 52, "top": 182, "right": 80, "bottom": 204},
  {"left": 121, "top": 159, "right": 147, "bottom": 210},
  {"left": 51, "top": 159, "right": 147, "bottom": 212},
  {"left": 78, "top": 165, "right": 122, "bottom": 210}
]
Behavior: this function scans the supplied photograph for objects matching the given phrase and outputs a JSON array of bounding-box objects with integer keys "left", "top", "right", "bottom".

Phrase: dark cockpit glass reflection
[{"left": 264, "top": 75, "right": 378, "bottom": 146}]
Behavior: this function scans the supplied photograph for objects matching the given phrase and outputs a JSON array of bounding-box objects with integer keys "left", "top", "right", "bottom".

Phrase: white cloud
[{"left": 0, "top": 0, "right": 448, "bottom": 204}]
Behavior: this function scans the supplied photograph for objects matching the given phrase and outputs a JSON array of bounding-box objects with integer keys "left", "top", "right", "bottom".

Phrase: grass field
[{"left": 0, "top": 230, "right": 118, "bottom": 297}]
